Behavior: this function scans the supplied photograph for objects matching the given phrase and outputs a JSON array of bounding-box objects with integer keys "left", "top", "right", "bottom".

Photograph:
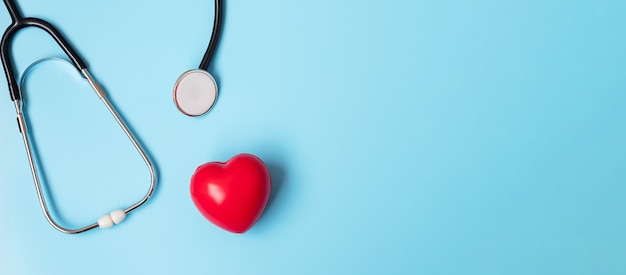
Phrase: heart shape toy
[{"left": 190, "top": 153, "right": 271, "bottom": 233}]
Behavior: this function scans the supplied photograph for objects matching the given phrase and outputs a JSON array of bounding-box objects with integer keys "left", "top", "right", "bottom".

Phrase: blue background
[{"left": 1, "top": 0, "right": 626, "bottom": 274}]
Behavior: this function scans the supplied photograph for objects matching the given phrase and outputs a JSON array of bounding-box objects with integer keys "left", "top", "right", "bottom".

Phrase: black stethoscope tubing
[
  {"left": 1, "top": 0, "right": 223, "bottom": 102},
  {"left": 200, "top": 0, "right": 222, "bottom": 71},
  {"left": 1, "top": 0, "right": 86, "bottom": 101}
]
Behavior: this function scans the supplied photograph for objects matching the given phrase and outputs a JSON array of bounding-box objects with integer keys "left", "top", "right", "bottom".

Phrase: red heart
[{"left": 190, "top": 153, "right": 271, "bottom": 233}]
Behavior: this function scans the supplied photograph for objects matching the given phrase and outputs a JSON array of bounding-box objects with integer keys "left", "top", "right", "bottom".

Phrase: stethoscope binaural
[
  {"left": 1, "top": 0, "right": 223, "bottom": 233},
  {"left": 0, "top": 0, "right": 160, "bottom": 234}
]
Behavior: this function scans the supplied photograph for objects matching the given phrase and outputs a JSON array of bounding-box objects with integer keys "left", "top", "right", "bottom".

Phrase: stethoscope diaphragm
[{"left": 173, "top": 69, "right": 218, "bottom": 117}]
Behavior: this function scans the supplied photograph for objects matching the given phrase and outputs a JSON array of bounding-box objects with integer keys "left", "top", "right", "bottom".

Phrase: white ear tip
[
  {"left": 98, "top": 214, "right": 114, "bottom": 229},
  {"left": 110, "top": 210, "right": 126, "bottom": 224}
]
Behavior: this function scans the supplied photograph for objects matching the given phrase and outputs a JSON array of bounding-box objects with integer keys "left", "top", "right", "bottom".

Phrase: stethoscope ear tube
[
  {"left": 199, "top": 0, "right": 223, "bottom": 71},
  {"left": 15, "top": 58, "right": 157, "bottom": 234}
]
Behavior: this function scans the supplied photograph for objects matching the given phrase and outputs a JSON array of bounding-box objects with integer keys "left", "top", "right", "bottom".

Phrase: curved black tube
[
  {"left": 3, "top": 0, "right": 21, "bottom": 22},
  {"left": 2, "top": 0, "right": 223, "bottom": 101},
  {"left": 1, "top": 0, "right": 87, "bottom": 101},
  {"left": 199, "top": 0, "right": 223, "bottom": 70}
]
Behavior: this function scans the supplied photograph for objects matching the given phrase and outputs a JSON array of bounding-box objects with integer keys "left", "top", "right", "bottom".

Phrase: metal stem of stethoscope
[
  {"left": 3, "top": 0, "right": 157, "bottom": 233},
  {"left": 82, "top": 69, "right": 157, "bottom": 215}
]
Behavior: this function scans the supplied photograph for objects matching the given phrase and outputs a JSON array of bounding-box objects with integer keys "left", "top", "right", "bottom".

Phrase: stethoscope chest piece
[{"left": 173, "top": 69, "right": 218, "bottom": 116}]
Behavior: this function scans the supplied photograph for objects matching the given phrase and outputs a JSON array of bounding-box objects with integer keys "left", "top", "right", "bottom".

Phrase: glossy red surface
[{"left": 190, "top": 154, "right": 271, "bottom": 233}]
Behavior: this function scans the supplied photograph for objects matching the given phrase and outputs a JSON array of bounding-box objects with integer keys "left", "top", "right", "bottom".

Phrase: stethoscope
[
  {"left": 0, "top": 0, "right": 222, "bottom": 233},
  {"left": 174, "top": 0, "right": 223, "bottom": 116}
]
